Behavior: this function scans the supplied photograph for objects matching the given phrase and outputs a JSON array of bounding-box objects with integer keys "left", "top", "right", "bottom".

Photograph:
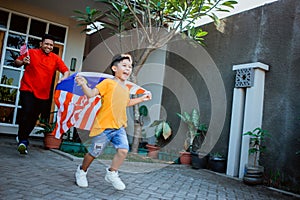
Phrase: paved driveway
[{"left": 0, "top": 135, "right": 299, "bottom": 200}]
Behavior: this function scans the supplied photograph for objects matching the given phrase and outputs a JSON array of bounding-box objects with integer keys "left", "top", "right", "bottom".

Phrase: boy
[{"left": 74, "top": 54, "right": 151, "bottom": 190}]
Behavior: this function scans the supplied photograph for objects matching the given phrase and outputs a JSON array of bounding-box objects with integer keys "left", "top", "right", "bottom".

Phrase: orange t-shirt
[
  {"left": 17, "top": 48, "right": 69, "bottom": 99},
  {"left": 89, "top": 79, "right": 130, "bottom": 136}
]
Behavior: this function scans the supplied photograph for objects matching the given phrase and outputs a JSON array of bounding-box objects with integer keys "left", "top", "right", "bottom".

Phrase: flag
[
  {"left": 20, "top": 43, "right": 29, "bottom": 56},
  {"left": 52, "top": 72, "right": 148, "bottom": 139}
]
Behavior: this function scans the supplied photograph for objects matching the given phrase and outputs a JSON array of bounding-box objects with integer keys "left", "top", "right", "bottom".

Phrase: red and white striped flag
[
  {"left": 20, "top": 43, "right": 29, "bottom": 56},
  {"left": 52, "top": 72, "right": 148, "bottom": 139}
]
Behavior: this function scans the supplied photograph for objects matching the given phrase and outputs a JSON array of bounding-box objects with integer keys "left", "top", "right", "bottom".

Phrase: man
[{"left": 14, "top": 34, "right": 70, "bottom": 154}]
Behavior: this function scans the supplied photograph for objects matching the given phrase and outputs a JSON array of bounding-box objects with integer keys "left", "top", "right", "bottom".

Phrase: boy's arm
[
  {"left": 75, "top": 75, "right": 100, "bottom": 98},
  {"left": 128, "top": 92, "right": 152, "bottom": 107}
]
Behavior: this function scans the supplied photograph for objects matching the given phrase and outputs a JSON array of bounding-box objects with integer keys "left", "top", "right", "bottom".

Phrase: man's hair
[
  {"left": 110, "top": 54, "right": 132, "bottom": 75},
  {"left": 41, "top": 34, "right": 55, "bottom": 42}
]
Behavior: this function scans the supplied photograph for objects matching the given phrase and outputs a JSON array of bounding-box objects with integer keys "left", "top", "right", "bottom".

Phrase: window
[
  {"left": 28, "top": 37, "right": 41, "bottom": 49},
  {"left": 48, "top": 24, "right": 66, "bottom": 43},
  {"left": 10, "top": 14, "right": 28, "bottom": 33},
  {"left": 29, "top": 19, "right": 47, "bottom": 37},
  {"left": 7, "top": 33, "right": 25, "bottom": 49},
  {"left": 0, "top": 10, "right": 8, "bottom": 29}
]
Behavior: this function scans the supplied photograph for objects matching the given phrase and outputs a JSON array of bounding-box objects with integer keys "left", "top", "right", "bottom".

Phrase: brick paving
[{"left": 0, "top": 135, "right": 299, "bottom": 200}]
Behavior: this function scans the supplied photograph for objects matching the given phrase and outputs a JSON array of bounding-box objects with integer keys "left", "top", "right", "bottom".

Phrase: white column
[
  {"left": 236, "top": 62, "right": 269, "bottom": 178},
  {"left": 226, "top": 88, "right": 245, "bottom": 176},
  {"left": 226, "top": 62, "right": 269, "bottom": 178}
]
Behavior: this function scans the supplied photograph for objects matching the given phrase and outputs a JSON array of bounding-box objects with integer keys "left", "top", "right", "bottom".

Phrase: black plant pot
[
  {"left": 208, "top": 157, "right": 227, "bottom": 173},
  {"left": 191, "top": 151, "right": 208, "bottom": 169},
  {"left": 243, "top": 165, "right": 264, "bottom": 185}
]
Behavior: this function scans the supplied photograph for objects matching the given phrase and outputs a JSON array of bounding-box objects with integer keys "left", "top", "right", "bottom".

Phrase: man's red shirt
[{"left": 17, "top": 48, "right": 69, "bottom": 100}]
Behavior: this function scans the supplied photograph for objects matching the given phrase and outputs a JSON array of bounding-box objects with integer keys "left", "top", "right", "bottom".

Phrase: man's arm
[
  {"left": 14, "top": 56, "right": 30, "bottom": 67},
  {"left": 57, "top": 71, "right": 70, "bottom": 83}
]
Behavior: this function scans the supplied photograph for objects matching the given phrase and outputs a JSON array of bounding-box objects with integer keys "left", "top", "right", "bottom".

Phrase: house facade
[
  {"left": 0, "top": 0, "right": 103, "bottom": 135},
  {"left": 1, "top": 0, "right": 299, "bottom": 194}
]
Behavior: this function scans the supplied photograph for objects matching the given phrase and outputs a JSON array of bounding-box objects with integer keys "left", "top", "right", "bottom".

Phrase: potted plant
[
  {"left": 191, "top": 123, "right": 209, "bottom": 169},
  {"left": 35, "top": 111, "right": 63, "bottom": 149},
  {"left": 59, "top": 128, "right": 87, "bottom": 154},
  {"left": 177, "top": 109, "right": 207, "bottom": 165},
  {"left": 243, "top": 127, "right": 270, "bottom": 185},
  {"left": 208, "top": 152, "right": 227, "bottom": 173},
  {"left": 146, "top": 120, "right": 172, "bottom": 159},
  {"left": 0, "top": 75, "right": 17, "bottom": 123}
]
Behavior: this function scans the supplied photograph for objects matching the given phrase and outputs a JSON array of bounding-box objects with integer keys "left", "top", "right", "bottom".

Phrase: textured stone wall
[{"left": 164, "top": 0, "right": 300, "bottom": 193}]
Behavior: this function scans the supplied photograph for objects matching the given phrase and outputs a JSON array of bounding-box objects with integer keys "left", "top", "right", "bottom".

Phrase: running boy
[{"left": 74, "top": 54, "right": 151, "bottom": 190}]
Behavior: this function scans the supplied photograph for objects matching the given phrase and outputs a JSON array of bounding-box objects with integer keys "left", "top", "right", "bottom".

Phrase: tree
[{"left": 72, "top": 0, "right": 237, "bottom": 153}]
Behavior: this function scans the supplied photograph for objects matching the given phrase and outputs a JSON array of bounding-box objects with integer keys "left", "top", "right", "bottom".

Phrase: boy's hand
[
  {"left": 75, "top": 75, "right": 87, "bottom": 86},
  {"left": 141, "top": 91, "right": 152, "bottom": 102}
]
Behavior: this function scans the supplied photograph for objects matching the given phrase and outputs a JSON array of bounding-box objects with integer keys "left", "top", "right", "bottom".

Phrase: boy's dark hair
[
  {"left": 110, "top": 54, "right": 132, "bottom": 76},
  {"left": 42, "top": 34, "right": 55, "bottom": 42}
]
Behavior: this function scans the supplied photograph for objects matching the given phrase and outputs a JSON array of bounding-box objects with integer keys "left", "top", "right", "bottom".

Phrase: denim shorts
[{"left": 88, "top": 127, "right": 129, "bottom": 158}]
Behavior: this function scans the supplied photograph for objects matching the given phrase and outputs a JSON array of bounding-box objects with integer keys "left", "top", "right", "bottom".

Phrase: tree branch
[{"left": 124, "top": 0, "right": 152, "bottom": 43}]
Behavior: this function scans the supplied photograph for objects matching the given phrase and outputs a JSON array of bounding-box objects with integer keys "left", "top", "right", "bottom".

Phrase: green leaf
[
  {"left": 154, "top": 122, "right": 163, "bottom": 138},
  {"left": 196, "top": 30, "right": 208, "bottom": 37},
  {"left": 183, "top": 112, "right": 191, "bottom": 122},
  {"left": 191, "top": 109, "right": 200, "bottom": 128},
  {"left": 222, "top": 1, "right": 238, "bottom": 9},
  {"left": 86, "top": 6, "right": 91, "bottom": 14},
  {"left": 162, "top": 122, "right": 172, "bottom": 140},
  {"left": 151, "top": 120, "right": 172, "bottom": 141},
  {"left": 150, "top": 120, "right": 164, "bottom": 127},
  {"left": 139, "top": 105, "right": 148, "bottom": 117}
]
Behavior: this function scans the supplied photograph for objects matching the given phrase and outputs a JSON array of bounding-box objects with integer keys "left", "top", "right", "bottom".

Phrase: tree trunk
[
  {"left": 130, "top": 48, "right": 154, "bottom": 153},
  {"left": 131, "top": 92, "right": 140, "bottom": 153},
  {"left": 131, "top": 119, "right": 142, "bottom": 153}
]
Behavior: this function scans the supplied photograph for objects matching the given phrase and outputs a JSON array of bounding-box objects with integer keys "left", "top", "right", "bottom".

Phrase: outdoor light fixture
[{"left": 70, "top": 57, "right": 77, "bottom": 71}]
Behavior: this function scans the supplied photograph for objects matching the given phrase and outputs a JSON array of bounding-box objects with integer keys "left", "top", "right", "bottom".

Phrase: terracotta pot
[
  {"left": 43, "top": 134, "right": 62, "bottom": 149},
  {"left": 179, "top": 151, "right": 191, "bottom": 165},
  {"left": 146, "top": 144, "right": 160, "bottom": 159}
]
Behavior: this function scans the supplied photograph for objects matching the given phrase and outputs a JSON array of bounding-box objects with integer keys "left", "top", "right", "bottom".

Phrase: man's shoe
[
  {"left": 17, "top": 143, "right": 28, "bottom": 154},
  {"left": 75, "top": 165, "right": 88, "bottom": 187},
  {"left": 105, "top": 168, "right": 126, "bottom": 190}
]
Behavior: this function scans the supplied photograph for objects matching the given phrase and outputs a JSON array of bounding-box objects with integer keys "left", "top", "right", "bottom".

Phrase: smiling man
[{"left": 14, "top": 34, "right": 70, "bottom": 155}]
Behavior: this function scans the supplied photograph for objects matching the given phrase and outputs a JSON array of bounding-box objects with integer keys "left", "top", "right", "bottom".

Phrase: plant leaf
[
  {"left": 139, "top": 105, "right": 148, "bottom": 116},
  {"left": 191, "top": 109, "right": 200, "bottom": 128},
  {"left": 162, "top": 122, "right": 172, "bottom": 140}
]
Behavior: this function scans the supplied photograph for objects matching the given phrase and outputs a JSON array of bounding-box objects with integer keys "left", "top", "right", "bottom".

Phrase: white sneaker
[
  {"left": 105, "top": 168, "right": 126, "bottom": 190},
  {"left": 75, "top": 165, "right": 88, "bottom": 187}
]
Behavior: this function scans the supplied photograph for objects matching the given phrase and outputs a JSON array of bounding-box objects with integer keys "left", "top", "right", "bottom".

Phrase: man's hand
[
  {"left": 23, "top": 56, "right": 30, "bottom": 65},
  {"left": 57, "top": 71, "right": 70, "bottom": 83}
]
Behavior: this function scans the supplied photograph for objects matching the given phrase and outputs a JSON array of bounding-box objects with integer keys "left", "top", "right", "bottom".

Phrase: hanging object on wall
[{"left": 70, "top": 57, "right": 77, "bottom": 71}]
